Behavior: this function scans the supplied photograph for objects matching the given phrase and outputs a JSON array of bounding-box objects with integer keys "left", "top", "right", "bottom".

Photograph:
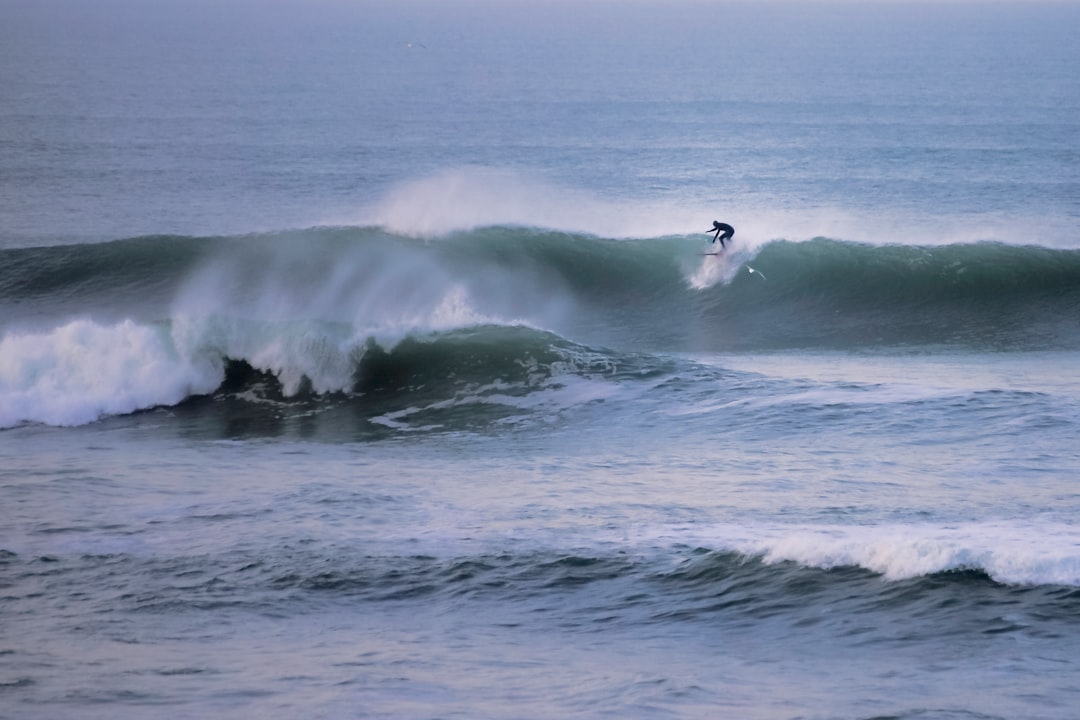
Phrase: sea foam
[
  {"left": 750, "top": 522, "right": 1080, "bottom": 587},
  {"left": 0, "top": 318, "right": 222, "bottom": 428}
]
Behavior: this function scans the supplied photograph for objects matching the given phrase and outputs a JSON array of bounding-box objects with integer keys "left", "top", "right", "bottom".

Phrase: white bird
[{"left": 747, "top": 266, "right": 767, "bottom": 280}]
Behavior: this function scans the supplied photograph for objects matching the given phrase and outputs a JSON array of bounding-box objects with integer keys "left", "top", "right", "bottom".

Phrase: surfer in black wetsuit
[{"left": 708, "top": 221, "right": 735, "bottom": 248}]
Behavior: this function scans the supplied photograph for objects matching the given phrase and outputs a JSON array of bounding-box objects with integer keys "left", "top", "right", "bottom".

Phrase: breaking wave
[{"left": 2, "top": 226, "right": 1079, "bottom": 427}]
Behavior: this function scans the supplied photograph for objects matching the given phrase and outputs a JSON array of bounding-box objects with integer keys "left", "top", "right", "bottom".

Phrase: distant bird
[
  {"left": 747, "top": 266, "right": 767, "bottom": 280},
  {"left": 404, "top": 41, "right": 427, "bottom": 49}
]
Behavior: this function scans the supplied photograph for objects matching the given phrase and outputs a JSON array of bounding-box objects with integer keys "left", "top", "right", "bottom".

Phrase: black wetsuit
[{"left": 709, "top": 221, "right": 735, "bottom": 248}]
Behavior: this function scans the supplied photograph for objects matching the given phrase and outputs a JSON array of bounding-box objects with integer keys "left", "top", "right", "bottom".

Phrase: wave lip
[{"left": 681, "top": 521, "right": 1080, "bottom": 588}]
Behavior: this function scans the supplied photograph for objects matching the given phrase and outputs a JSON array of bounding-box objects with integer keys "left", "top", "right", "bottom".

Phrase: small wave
[
  {"left": 34, "top": 539, "right": 1072, "bottom": 631},
  {"left": 678, "top": 521, "right": 1080, "bottom": 588}
]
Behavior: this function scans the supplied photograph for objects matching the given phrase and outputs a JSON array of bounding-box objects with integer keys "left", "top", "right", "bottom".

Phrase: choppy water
[{"left": 2, "top": 1, "right": 1080, "bottom": 718}]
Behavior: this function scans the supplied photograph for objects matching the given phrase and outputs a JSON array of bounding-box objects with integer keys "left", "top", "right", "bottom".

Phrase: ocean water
[{"left": 2, "top": 1, "right": 1080, "bottom": 718}]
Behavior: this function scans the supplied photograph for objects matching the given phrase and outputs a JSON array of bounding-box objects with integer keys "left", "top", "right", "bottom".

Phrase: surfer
[{"left": 708, "top": 221, "right": 735, "bottom": 249}]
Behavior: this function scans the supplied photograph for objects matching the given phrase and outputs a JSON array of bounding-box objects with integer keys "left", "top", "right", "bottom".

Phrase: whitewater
[{"left": 3, "top": 1, "right": 1080, "bottom": 718}]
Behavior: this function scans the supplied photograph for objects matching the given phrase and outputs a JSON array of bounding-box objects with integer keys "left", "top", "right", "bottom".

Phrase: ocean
[{"left": 2, "top": 1, "right": 1079, "bottom": 718}]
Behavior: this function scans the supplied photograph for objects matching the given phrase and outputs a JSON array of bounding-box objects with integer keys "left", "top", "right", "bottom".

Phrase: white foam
[
  {"left": 169, "top": 313, "right": 362, "bottom": 397},
  {"left": 0, "top": 318, "right": 222, "bottom": 428},
  {"left": 685, "top": 243, "right": 763, "bottom": 290},
  {"left": 0, "top": 292, "right": 512, "bottom": 427},
  {"left": 617, "top": 520, "right": 1080, "bottom": 587},
  {"left": 742, "top": 522, "right": 1080, "bottom": 586}
]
